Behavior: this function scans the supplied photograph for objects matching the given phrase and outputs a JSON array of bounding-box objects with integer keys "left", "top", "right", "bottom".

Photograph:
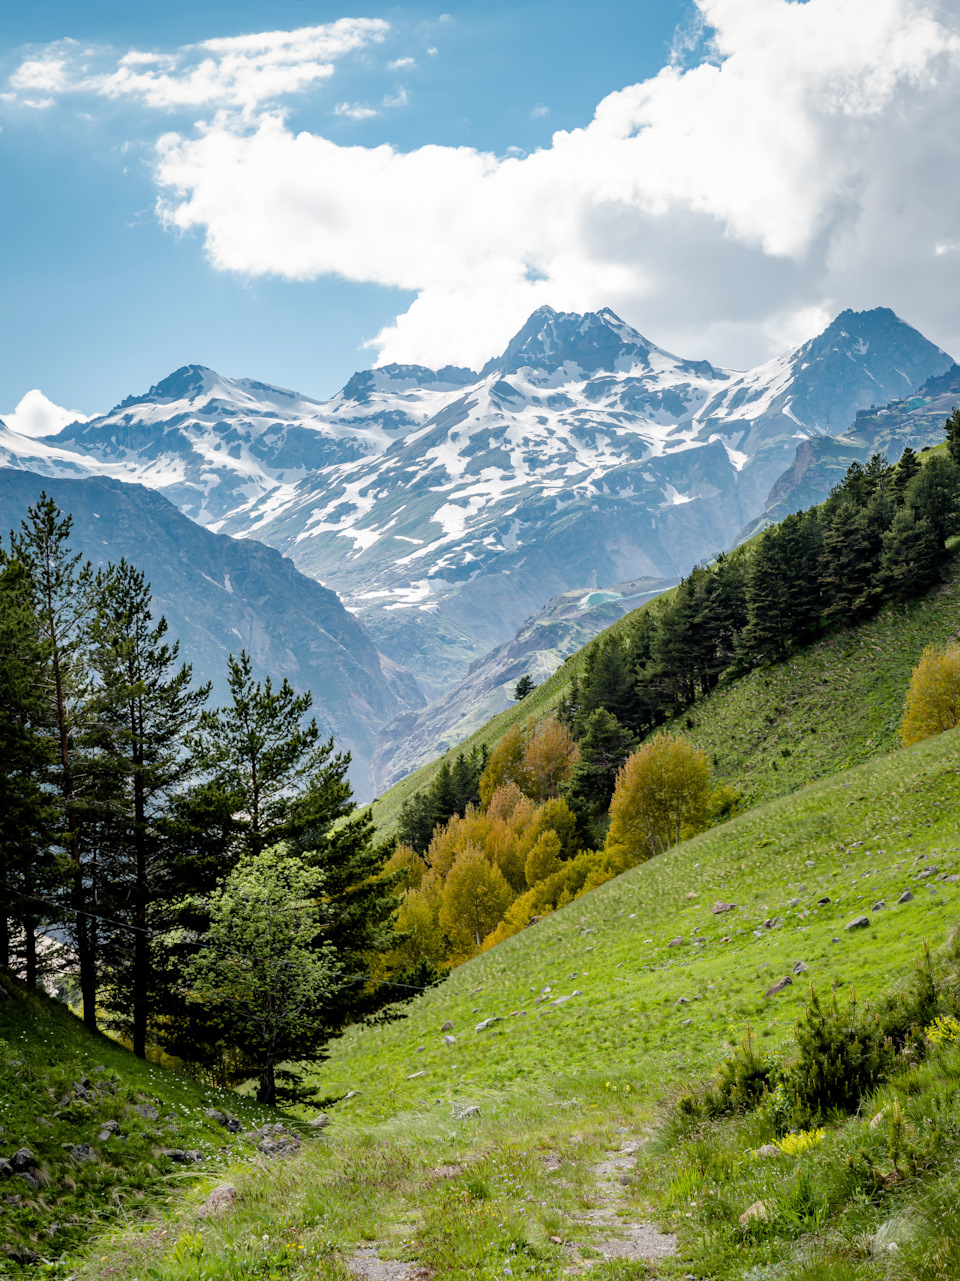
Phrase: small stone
[
  {"left": 846, "top": 915, "right": 870, "bottom": 930},
  {"left": 740, "top": 1200, "right": 768, "bottom": 1225},
  {"left": 197, "top": 1184, "right": 237, "bottom": 1218},
  {"left": 681, "top": 1018, "right": 692, "bottom": 1027},
  {"left": 443, "top": 1035, "right": 456, "bottom": 1046},
  {"left": 764, "top": 975, "right": 793, "bottom": 997},
  {"left": 757, "top": 1144, "right": 781, "bottom": 1158},
  {"left": 131, "top": 1103, "right": 159, "bottom": 1122},
  {"left": 161, "top": 1148, "right": 204, "bottom": 1163},
  {"left": 451, "top": 1103, "right": 480, "bottom": 1119},
  {"left": 667, "top": 938, "right": 683, "bottom": 947},
  {"left": 416, "top": 1046, "right": 425, "bottom": 1053},
  {"left": 70, "top": 1143, "right": 95, "bottom": 1163},
  {"left": 946, "top": 875, "right": 960, "bottom": 884},
  {"left": 712, "top": 901, "right": 735, "bottom": 914},
  {"left": 817, "top": 897, "right": 831, "bottom": 906},
  {"left": 831, "top": 936, "right": 840, "bottom": 943},
  {"left": 793, "top": 961, "right": 808, "bottom": 974},
  {"left": 441, "top": 1020, "right": 454, "bottom": 1032},
  {"left": 897, "top": 891, "right": 914, "bottom": 903},
  {"left": 872, "top": 900, "right": 886, "bottom": 911},
  {"left": 805, "top": 860, "right": 815, "bottom": 867},
  {"left": 787, "top": 898, "right": 800, "bottom": 907},
  {"left": 308, "top": 1114, "right": 329, "bottom": 1129},
  {"left": 549, "top": 1235, "right": 563, "bottom": 1244},
  {"left": 10, "top": 1149, "right": 34, "bottom": 1172},
  {"left": 343, "top": 1090, "right": 360, "bottom": 1100},
  {"left": 675, "top": 997, "right": 689, "bottom": 1005},
  {"left": 475, "top": 1017, "right": 502, "bottom": 1032}
]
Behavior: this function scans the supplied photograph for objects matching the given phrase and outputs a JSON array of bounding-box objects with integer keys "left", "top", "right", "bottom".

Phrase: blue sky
[
  {"left": 3, "top": 0, "right": 960, "bottom": 423},
  {"left": 0, "top": 1, "right": 687, "bottom": 413}
]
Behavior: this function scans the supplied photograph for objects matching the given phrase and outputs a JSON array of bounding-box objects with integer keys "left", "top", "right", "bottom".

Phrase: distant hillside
[
  {"left": 370, "top": 573, "right": 677, "bottom": 792},
  {"left": 0, "top": 469, "right": 423, "bottom": 798},
  {"left": 371, "top": 452, "right": 960, "bottom": 835},
  {"left": 742, "top": 362, "right": 960, "bottom": 538}
]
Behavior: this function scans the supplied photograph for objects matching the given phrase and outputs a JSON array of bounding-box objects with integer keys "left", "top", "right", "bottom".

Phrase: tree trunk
[
  {"left": 132, "top": 752, "right": 147, "bottom": 1059},
  {"left": 257, "top": 1058, "right": 276, "bottom": 1107},
  {"left": 24, "top": 914, "right": 36, "bottom": 992}
]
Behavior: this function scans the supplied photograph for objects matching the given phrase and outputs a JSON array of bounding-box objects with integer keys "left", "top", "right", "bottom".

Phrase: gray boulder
[
  {"left": 764, "top": 976, "right": 793, "bottom": 997},
  {"left": 897, "top": 891, "right": 914, "bottom": 903},
  {"left": 846, "top": 915, "right": 870, "bottom": 930}
]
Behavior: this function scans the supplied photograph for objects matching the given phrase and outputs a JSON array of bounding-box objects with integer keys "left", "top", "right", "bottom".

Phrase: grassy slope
[
  {"left": 83, "top": 726, "right": 960, "bottom": 1279},
  {"left": 372, "top": 539, "right": 960, "bottom": 838},
  {"left": 0, "top": 988, "right": 280, "bottom": 1271}
]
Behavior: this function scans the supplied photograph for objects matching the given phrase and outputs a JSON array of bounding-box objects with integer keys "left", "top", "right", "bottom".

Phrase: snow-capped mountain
[
  {"left": 21, "top": 362, "right": 476, "bottom": 526},
  {"left": 4, "top": 305, "right": 951, "bottom": 715}
]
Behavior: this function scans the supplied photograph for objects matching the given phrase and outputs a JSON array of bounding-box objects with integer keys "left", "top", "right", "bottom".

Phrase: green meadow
[{"left": 60, "top": 725, "right": 960, "bottom": 1279}]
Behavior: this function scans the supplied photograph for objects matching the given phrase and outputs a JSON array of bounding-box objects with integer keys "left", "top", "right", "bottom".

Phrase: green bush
[{"left": 787, "top": 985, "right": 892, "bottom": 1125}]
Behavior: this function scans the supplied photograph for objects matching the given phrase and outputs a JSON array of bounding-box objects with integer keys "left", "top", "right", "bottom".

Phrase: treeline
[
  {"left": 557, "top": 440, "right": 960, "bottom": 834},
  {"left": 0, "top": 496, "right": 414, "bottom": 1102}
]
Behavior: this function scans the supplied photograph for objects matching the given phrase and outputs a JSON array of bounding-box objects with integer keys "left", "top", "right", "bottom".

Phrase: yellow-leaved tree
[
  {"left": 604, "top": 732, "right": 711, "bottom": 868},
  {"left": 439, "top": 844, "right": 513, "bottom": 961},
  {"left": 901, "top": 642, "right": 960, "bottom": 746}
]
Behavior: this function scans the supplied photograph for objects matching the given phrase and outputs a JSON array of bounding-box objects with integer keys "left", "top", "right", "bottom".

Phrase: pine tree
[
  {"left": 820, "top": 500, "right": 882, "bottom": 623},
  {"left": 906, "top": 454, "right": 960, "bottom": 548},
  {"left": 562, "top": 708, "right": 636, "bottom": 817},
  {"left": 879, "top": 507, "right": 940, "bottom": 601},
  {"left": 739, "top": 527, "right": 790, "bottom": 666},
  {"left": 892, "top": 446, "right": 921, "bottom": 503},
  {"left": 88, "top": 559, "right": 209, "bottom": 1058},
  {"left": 0, "top": 560, "right": 57, "bottom": 986},
  {"left": 944, "top": 407, "right": 960, "bottom": 467},
  {"left": 8, "top": 496, "right": 101, "bottom": 1026},
  {"left": 513, "top": 674, "right": 535, "bottom": 700},
  {"left": 194, "top": 650, "right": 323, "bottom": 857}
]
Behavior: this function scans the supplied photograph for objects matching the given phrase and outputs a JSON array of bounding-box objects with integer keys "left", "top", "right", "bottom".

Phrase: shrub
[
  {"left": 787, "top": 985, "right": 891, "bottom": 1125},
  {"left": 901, "top": 641, "right": 960, "bottom": 746}
]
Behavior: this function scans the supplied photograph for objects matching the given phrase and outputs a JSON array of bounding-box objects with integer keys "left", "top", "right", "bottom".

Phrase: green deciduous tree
[{"left": 182, "top": 844, "right": 343, "bottom": 1106}]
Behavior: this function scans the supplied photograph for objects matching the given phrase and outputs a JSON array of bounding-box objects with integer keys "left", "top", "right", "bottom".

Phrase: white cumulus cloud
[
  {"left": 1, "top": 389, "right": 90, "bottom": 438},
  {"left": 149, "top": 0, "right": 960, "bottom": 369},
  {"left": 14, "top": 0, "right": 960, "bottom": 369}
]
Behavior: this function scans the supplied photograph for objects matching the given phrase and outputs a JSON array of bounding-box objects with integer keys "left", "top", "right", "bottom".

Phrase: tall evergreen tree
[
  {"left": 892, "top": 446, "right": 921, "bottom": 503},
  {"left": 944, "top": 407, "right": 960, "bottom": 468},
  {"left": 88, "top": 560, "right": 209, "bottom": 1057},
  {"left": 8, "top": 496, "right": 102, "bottom": 1027},
  {"left": 0, "top": 560, "right": 57, "bottom": 986},
  {"left": 879, "top": 506, "right": 940, "bottom": 601},
  {"left": 194, "top": 650, "right": 324, "bottom": 858},
  {"left": 906, "top": 454, "right": 960, "bottom": 549}
]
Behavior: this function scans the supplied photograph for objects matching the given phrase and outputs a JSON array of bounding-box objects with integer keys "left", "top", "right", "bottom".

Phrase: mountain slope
[
  {"left": 742, "top": 362, "right": 960, "bottom": 536},
  {"left": 369, "top": 510, "right": 960, "bottom": 837},
  {"left": 0, "top": 468, "right": 423, "bottom": 798},
  {"left": 2, "top": 307, "right": 951, "bottom": 706},
  {"left": 370, "top": 573, "right": 677, "bottom": 792}
]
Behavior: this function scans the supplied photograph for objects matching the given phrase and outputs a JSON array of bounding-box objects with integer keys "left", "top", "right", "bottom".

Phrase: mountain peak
[
  {"left": 482, "top": 306, "right": 659, "bottom": 379},
  {"left": 116, "top": 365, "right": 220, "bottom": 410}
]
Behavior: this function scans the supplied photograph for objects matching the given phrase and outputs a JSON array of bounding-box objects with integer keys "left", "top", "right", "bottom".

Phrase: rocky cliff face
[{"left": 0, "top": 468, "right": 423, "bottom": 799}]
